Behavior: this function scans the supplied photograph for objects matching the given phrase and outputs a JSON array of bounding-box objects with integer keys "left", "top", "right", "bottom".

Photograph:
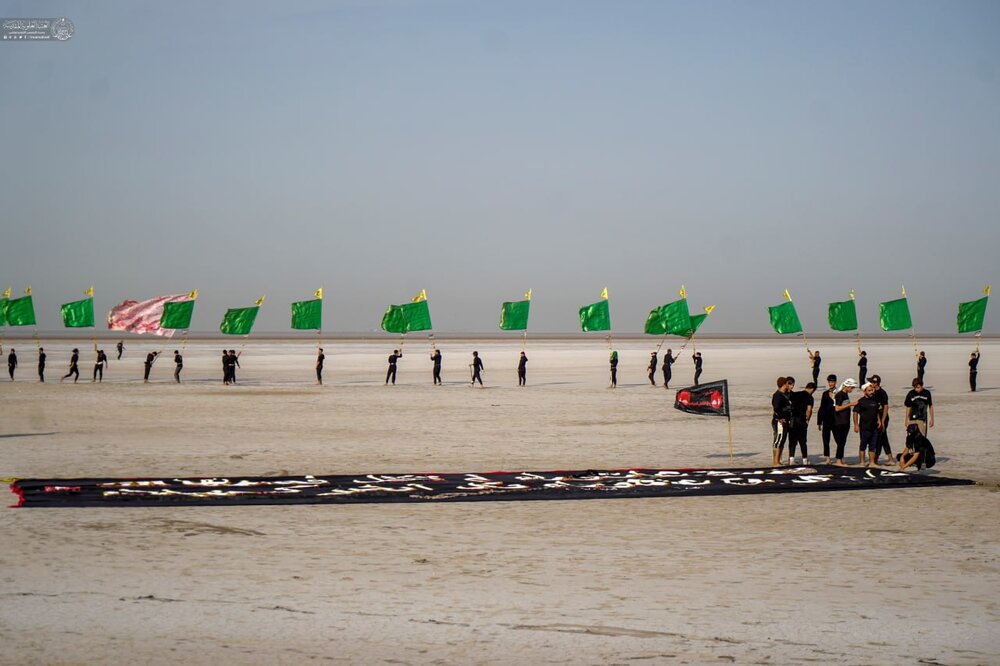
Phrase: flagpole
[{"left": 727, "top": 416, "right": 734, "bottom": 465}]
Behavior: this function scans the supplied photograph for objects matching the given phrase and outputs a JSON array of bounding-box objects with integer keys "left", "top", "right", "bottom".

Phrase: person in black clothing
[
  {"left": 788, "top": 381, "right": 816, "bottom": 465},
  {"left": 853, "top": 382, "right": 881, "bottom": 467},
  {"left": 916, "top": 351, "right": 927, "bottom": 384},
  {"left": 969, "top": 351, "right": 980, "bottom": 392},
  {"left": 904, "top": 378, "right": 934, "bottom": 436},
  {"left": 386, "top": 349, "right": 401, "bottom": 385},
  {"left": 517, "top": 351, "right": 527, "bottom": 386},
  {"left": 315, "top": 348, "right": 324, "bottom": 385},
  {"left": 7, "top": 348, "right": 16, "bottom": 380},
  {"left": 62, "top": 348, "right": 80, "bottom": 383},
  {"left": 869, "top": 374, "right": 892, "bottom": 465},
  {"left": 609, "top": 350, "right": 618, "bottom": 388},
  {"left": 693, "top": 352, "right": 703, "bottom": 386},
  {"left": 647, "top": 352, "right": 658, "bottom": 387},
  {"left": 771, "top": 376, "right": 793, "bottom": 467},
  {"left": 37, "top": 347, "right": 46, "bottom": 382},
  {"left": 222, "top": 350, "right": 230, "bottom": 384},
  {"left": 143, "top": 351, "right": 159, "bottom": 383},
  {"left": 816, "top": 374, "right": 838, "bottom": 464},
  {"left": 807, "top": 349, "right": 821, "bottom": 385},
  {"left": 857, "top": 351, "right": 868, "bottom": 386},
  {"left": 116, "top": 340, "right": 124, "bottom": 360},
  {"left": 430, "top": 349, "right": 442, "bottom": 385},
  {"left": 174, "top": 350, "right": 184, "bottom": 383},
  {"left": 470, "top": 351, "right": 484, "bottom": 386},
  {"left": 93, "top": 349, "right": 108, "bottom": 382},
  {"left": 832, "top": 378, "right": 858, "bottom": 466},
  {"left": 662, "top": 349, "right": 678, "bottom": 389},
  {"left": 228, "top": 350, "right": 241, "bottom": 383}
]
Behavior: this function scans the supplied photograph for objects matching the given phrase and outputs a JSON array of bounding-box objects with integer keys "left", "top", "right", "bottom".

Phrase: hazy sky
[{"left": 2, "top": 0, "right": 998, "bottom": 333}]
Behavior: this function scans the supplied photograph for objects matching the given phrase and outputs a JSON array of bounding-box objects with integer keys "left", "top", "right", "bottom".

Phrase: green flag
[
  {"left": 220, "top": 306, "right": 259, "bottom": 335},
  {"left": 381, "top": 305, "right": 407, "bottom": 333},
  {"left": 768, "top": 301, "right": 802, "bottom": 334},
  {"left": 291, "top": 298, "right": 322, "bottom": 330},
  {"left": 685, "top": 313, "right": 708, "bottom": 337},
  {"left": 6, "top": 295, "right": 36, "bottom": 327},
  {"left": 957, "top": 296, "right": 988, "bottom": 334},
  {"left": 499, "top": 300, "right": 530, "bottom": 331},
  {"left": 161, "top": 299, "right": 196, "bottom": 330},
  {"left": 0, "top": 298, "right": 7, "bottom": 326},
  {"left": 828, "top": 299, "right": 858, "bottom": 332},
  {"left": 381, "top": 300, "right": 433, "bottom": 333},
  {"left": 579, "top": 299, "right": 611, "bottom": 332},
  {"left": 60, "top": 297, "right": 95, "bottom": 328},
  {"left": 879, "top": 298, "right": 912, "bottom": 331},
  {"left": 643, "top": 306, "right": 667, "bottom": 335}
]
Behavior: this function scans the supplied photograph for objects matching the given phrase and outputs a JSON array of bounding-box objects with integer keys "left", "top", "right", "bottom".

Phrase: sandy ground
[{"left": 1, "top": 336, "right": 998, "bottom": 664}]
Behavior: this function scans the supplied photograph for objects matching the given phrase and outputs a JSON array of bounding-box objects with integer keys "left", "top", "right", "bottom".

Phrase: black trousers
[
  {"left": 788, "top": 420, "right": 808, "bottom": 459},
  {"left": 772, "top": 419, "right": 788, "bottom": 452},
  {"left": 917, "top": 368, "right": 925, "bottom": 384},
  {"left": 93, "top": 364, "right": 103, "bottom": 381},
  {"left": 971, "top": 371, "right": 978, "bottom": 392},
  {"left": 648, "top": 370, "right": 656, "bottom": 386},
  {"left": 877, "top": 416, "right": 892, "bottom": 457},
  {"left": 693, "top": 369, "right": 702, "bottom": 385},
  {"left": 610, "top": 368, "right": 617, "bottom": 386},
  {"left": 663, "top": 367, "right": 671, "bottom": 387},
  {"left": 386, "top": 365, "right": 397, "bottom": 384},
  {"left": 472, "top": 368, "right": 482, "bottom": 385},
  {"left": 176, "top": 365, "right": 183, "bottom": 382},
  {"left": 812, "top": 367, "right": 820, "bottom": 385},
  {"left": 63, "top": 366, "right": 79, "bottom": 381},
  {"left": 316, "top": 366, "right": 322, "bottom": 383},
  {"left": 832, "top": 424, "right": 850, "bottom": 460},
  {"left": 38, "top": 364, "right": 45, "bottom": 382},
  {"left": 858, "top": 368, "right": 867, "bottom": 385},
  {"left": 433, "top": 365, "right": 441, "bottom": 385},
  {"left": 821, "top": 423, "right": 834, "bottom": 458},
  {"left": 517, "top": 368, "right": 525, "bottom": 386},
  {"left": 7, "top": 364, "right": 14, "bottom": 380}
]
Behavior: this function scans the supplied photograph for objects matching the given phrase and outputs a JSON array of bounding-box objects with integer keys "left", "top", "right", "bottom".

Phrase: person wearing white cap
[{"left": 832, "top": 378, "right": 858, "bottom": 466}]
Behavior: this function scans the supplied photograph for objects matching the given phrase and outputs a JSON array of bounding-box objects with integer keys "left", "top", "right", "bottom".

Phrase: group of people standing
[
  {"left": 610, "top": 349, "right": 703, "bottom": 389},
  {"left": 770, "top": 347, "right": 956, "bottom": 471},
  {"left": 379, "top": 348, "right": 510, "bottom": 387}
]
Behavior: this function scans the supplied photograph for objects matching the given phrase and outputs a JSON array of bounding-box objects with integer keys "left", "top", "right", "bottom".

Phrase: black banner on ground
[{"left": 8, "top": 465, "right": 971, "bottom": 508}]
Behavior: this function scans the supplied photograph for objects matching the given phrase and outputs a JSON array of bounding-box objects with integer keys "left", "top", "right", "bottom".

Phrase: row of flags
[
  {"left": 0, "top": 285, "right": 991, "bottom": 337},
  {"left": 768, "top": 286, "right": 991, "bottom": 335}
]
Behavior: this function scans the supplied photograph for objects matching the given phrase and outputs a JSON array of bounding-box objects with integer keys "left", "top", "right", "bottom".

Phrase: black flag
[{"left": 674, "top": 379, "right": 730, "bottom": 417}]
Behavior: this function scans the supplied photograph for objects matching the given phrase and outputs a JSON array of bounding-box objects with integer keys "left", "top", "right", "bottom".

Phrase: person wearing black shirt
[
  {"left": 609, "top": 351, "right": 618, "bottom": 388},
  {"left": 816, "top": 374, "right": 837, "bottom": 464},
  {"left": 662, "top": 349, "right": 678, "bottom": 389},
  {"left": 853, "top": 383, "right": 881, "bottom": 467},
  {"left": 143, "top": 351, "right": 159, "bottom": 383},
  {"left": 904, "top": 378, "right": 934, "bottom": 436},
  {"left": 857, "top": 351, "right": 868, "bottom": 386},
  {"left": 430, "top": 349, "right": 442, "bottom": 385},
  {"left": 470, "top": 351, "right": 484, "bottom": 386},
  {"left": 970, "top": 351, "right": 980, "bottom": 392},
  {"left": 93, "top": 349, "right": 108, "bottom": 382},
  {"left": 37, "top": 347, "right": 46, "bottom": 382},
  {"left": 807, "top": 349, "right": 821, "bottom": 386},
  {"left": 61, "top": 348, "right": 80, "bottom": 383},
  {"left": 228, "top": 350, "right": 241, "bottom": 383},
  {"left": 385, "top": 349, "right": 401, "bottom": 385},
  {"left": 116, "top": 340, "right": 124, "bottom": 360},
  {"left": 222, "top": 350, "right": 230, "bottom": 384},
  {"left": 7, "top": 348, "right": 16, "bottom": 380},
  {"left": 867, "top": 374, "right": 892, "bottom": 464},
  {"left": 788, "top": 381, "right": 816, "bottom": 465},
  {"left": 693, "top": 352, "right": 703, "bottom": 386},
  {"left": 771, "top": 376, "right": 793, "bottom": 467},
  {"left": 916, "top": 351, "right": 927, "bottom": 385},
  {"left": 517, "top": 351, "right": 527, "bottom": 387},
  {"left": 647, "top": 352, "right": 658, "bottom": 387},
  {"left": 832, "top": 379, "right": 858, "bottom": 466},
  {"left": 174, "top": 350, "right": 184, "bottom": 383},
  {"left": 315, "top": 348, "right": 324, "bottom": 385}
]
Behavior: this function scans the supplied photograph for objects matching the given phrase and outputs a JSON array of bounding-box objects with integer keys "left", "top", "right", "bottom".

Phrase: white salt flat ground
[{"left": 1, "top": 337, "right": 997, "bottom": 664}]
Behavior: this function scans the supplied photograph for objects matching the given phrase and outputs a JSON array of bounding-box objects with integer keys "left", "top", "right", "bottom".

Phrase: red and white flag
[{"left": 107, "top": 294, "right": 188, "bottom": 336}]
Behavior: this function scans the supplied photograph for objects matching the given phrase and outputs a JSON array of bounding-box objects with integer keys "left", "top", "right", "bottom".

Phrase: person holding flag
[
  {"left": 316, "top": 348, "right": 325, "bottom": 385},
  {"left": 37, "top": 347, "right": 46, "bottom": 382},
  {"left": 386, "top": 349, "right": 402, "bottom": 385},
  {"left": 430, "top": 348, "right": 442, "bottom": 385},
  {"left": 662, "top": 349, "right": 678, "bottom": 389},
  {"left": 7, "top": 348, "right": 16, "bottom": 381},
  {"left": 647, "top": 352, "right": 658, "bottom": 387},
  {"left": 609, "top": 350, "right": 619, "bottom": 388},
  {"left": 517, "top": 351, "right": 527, "bottom": 386},
  {"left": 62, "top": 348, "right": 80, "bottom": 383},
  {"left": 970, "top": 351, "right": 981, "bottom": 392},
  {"left": 174, "top": 350, "right": 184, "bottom": 383},
  {"left": 693, "top": 352, "right": 703, "bottom": 386},
  {"left": 93, "top": 349, "right": 108, "bottom": 382}
]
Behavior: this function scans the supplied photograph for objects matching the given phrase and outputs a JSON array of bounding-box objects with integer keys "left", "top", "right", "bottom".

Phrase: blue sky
[{"left": 2, "top": 0, "right": 998, "bottom": 333}]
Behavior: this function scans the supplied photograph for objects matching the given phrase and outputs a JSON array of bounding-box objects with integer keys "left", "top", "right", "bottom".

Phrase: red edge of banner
[{"left": 8, "top": 480, "right": 25, "bottom": 508}]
